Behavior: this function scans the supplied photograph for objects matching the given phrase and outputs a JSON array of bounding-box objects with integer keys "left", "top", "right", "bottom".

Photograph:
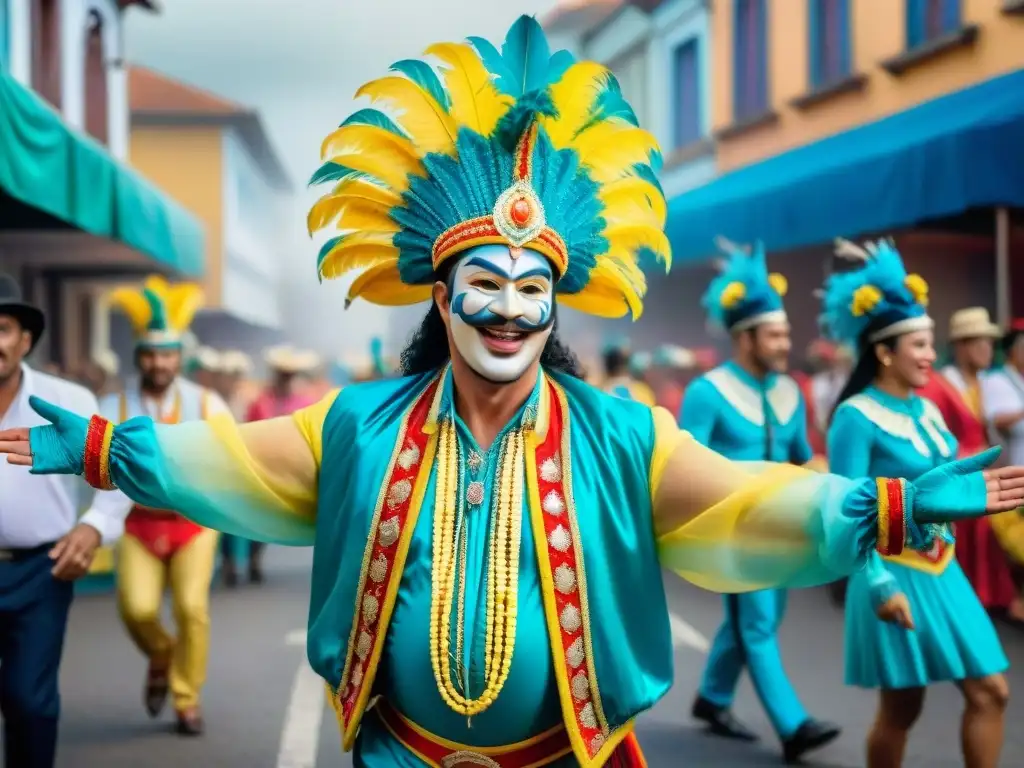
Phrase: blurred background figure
[
  {"left": 652, "top": 344, "right": 696, "bottom": 417},
  {"left": 601, "top": 337, "right": 656, "bottom": 404},
  {"left": 187, "top": 347, "right": 222, "bottom": 392},
  {"left": 215, "top": 350, "right": 253, "bottom": 421},
  {"left": 221, "top": 346, "right": 320, "bottom": 587}
]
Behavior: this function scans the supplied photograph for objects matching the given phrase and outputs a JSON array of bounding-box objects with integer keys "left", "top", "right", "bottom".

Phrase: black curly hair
[{"left": 399, "top": 300, "right": 584, "bottom": 379}]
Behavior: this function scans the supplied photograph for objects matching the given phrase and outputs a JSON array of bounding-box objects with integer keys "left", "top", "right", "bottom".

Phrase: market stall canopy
[
  {"left": 666, "top": 68, "right": 1024, "bottom": 265},
  {"left": 0, "top": 70, "right": 204, "bottom": 276}
]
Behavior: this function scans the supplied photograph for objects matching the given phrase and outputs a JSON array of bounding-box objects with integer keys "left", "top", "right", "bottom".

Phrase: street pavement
[{"left": 53, "top": 547, "right": 1024, "bottom": 767}]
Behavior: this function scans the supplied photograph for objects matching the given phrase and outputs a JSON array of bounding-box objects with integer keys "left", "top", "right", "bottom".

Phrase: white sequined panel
[
  {"left": 844, "top": 394, "right": 930, "bottom": 457},
  {"left": 766, "top": 375, "right": 800, "bottom": 426},
  {"left": 704, "top": 368, "right": 764, "bottom": 425}
]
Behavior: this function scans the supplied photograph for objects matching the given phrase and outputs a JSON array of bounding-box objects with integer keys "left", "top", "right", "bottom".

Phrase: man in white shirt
[{"left": 0, "top": 274, "right": 131, "bottom": 768}]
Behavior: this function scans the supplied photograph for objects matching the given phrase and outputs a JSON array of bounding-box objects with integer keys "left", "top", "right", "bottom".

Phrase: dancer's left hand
[
  {"left": 50, "top": 523, "right": 102, "bottom": 580},
  {"left": 913, "top": 447, "right": 1024, "bottom": 523}
]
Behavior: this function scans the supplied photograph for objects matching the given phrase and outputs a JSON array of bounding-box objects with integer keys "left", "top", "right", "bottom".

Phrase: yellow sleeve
[
  {"left": 991, "top": 510, "right": 1024, "bottom": 566},
  {"left": 108, "top": 392, "right": 339, "bottom": 546},
  {"left": 650, "top": 408, "right": 878, "bottom": 592}
]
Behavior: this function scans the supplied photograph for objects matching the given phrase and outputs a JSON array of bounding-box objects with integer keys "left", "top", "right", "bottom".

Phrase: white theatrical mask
[{"left": 448, "top": 244, "right": 555, "bottom": 383}]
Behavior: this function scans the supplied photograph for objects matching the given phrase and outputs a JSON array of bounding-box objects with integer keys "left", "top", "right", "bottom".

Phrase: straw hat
[
  {"left": 264, "top": 345, "right": 321, "bottom": 374},
  {"left": 194, "top": 346, "right": 223, "bottom": 372},
  {"left": 220, "top": 350, "right": 252, "bottom": 375},
  {"left": 949, "top": 308, "right": 1000, "bottom": 342},
  {"left": 92, "top": 349, "right": 120, "bottom": 376}
]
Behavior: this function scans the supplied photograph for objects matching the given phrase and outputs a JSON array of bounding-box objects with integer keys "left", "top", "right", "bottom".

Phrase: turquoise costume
[
  {"left": 683, "top": 241, "right": 813, "bottom": 741},
  {"left": 9, "top": 20, "right": 1011, "bottom": 768},
  {"left": 822, "top": 239, "right": 1008, "bottom": 690}
]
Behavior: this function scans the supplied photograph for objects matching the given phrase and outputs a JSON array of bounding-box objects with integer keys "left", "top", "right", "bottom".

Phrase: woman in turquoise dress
[{"left": 822, "top": 238, "right": 1009, "bottom": 768}]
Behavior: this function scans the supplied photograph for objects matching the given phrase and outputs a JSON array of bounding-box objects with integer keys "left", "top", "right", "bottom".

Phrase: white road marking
[
  {"left": 285, "top": 628, "right": 307, "bottom": 646},
  {"left": 670, "top": 611, "right": 710, "bottom": 653},
  {"left": 276, "top": 660, "right": 325, "bottom": 768}
]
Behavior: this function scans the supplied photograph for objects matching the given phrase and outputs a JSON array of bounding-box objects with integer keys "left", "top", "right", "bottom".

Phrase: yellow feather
[
  {"left": 600, "top": 176, "right": 667, "bottom": 226},
  {"left": 325, "top": 141, "right": 424, "bottom": 193},
  {"left": 425, "top": 42, "right": 512, "bottom": 136},
  {"left": 557, "top": 280, "right": 633, "bottom": 319},
  {"left": 605, "top": 225, "right": 673, "bottom": 272},
  {"left": 573, "top": 124, "right": 659, "bottom": 180},
  {"left": 319, "top": 236, "right": 400, "bottom": 281},
  {"left": 566, "top": 262, "right": 644, "bottom": 318},
  {"left": 346, "top": 262, "right": 433, "bottom": 307},
  {"left": 542, "top": 61, "right": 611, "bottom": 148},
  {"left": 320, "top": 124, "right": 419, "bottom": 164},
  {"left": 107, "top": 287, "right": 152, "bottom": 333},
  {"left": 165, "top": 284, "right": 204, "bottom": 333},
  {"left": 143, "top": 275, "right": 170, "bottom": 295},
  {"left": 600, "top": 196, "right": 663, "bottom": 231},
  {"left": 336, "top": 202, "right": 399, "bottom": 234},
  {"left": 308, "top": 180, "right": 403, "bottom": 235},
  {"left": 356, "top": 76, "right": 457, "bottom": 154}
]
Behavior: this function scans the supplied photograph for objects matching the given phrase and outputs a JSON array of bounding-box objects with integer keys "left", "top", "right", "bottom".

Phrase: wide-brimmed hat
[
  {"left": 265, "top": 345, "right": 321, "bottom": 374},
  {"left": 949, "top": 307, "right": 1000, "bottom": 341},
  {"left": 0, "top": 273, "right": 45, "bottom": 352}
]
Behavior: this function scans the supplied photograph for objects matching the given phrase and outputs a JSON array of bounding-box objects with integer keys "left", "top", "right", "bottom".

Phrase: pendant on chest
[{"left": 331, "top": 375, "right": 613, "bottom": 762}]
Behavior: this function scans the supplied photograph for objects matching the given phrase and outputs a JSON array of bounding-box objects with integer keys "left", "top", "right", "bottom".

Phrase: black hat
[{"left": 0, "top": 274, "right": 45, "bottom": 353}]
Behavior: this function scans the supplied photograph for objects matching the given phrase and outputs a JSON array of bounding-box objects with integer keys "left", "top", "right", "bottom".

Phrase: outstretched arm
[
  {"left": 649, "top": 407, "right": 1024, "bottom": 593},
  {"left": 0, "top": 393, "right": 339, "bottom": 546}
]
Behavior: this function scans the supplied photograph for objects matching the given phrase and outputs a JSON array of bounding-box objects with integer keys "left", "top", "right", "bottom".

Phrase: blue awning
[{"left": 665, "top": 68, "right": 1024, "bottom": 264}]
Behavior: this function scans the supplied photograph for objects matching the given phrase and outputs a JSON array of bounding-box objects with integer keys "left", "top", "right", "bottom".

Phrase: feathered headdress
[
  {"left": 702, "top": 237, "right": 788, "bottom": 333},
  {"left": 108, "top": 276, "right": 204, "bottom": 348},
  {"left": 819, "top": 238, "right": 932, "bottom": 347},
  {"left": 307, "top": 15, "right": 668, "bottom": 319},
  {"left": 629, "top": 351, "right": 651, "bottom": 376}
]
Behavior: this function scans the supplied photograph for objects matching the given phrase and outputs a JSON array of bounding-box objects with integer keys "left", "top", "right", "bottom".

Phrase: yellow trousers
[{"left": 116, "top": 529, "right": 218, "bottom": 710}]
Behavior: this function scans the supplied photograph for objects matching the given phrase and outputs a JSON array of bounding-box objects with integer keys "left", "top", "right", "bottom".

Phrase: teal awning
[
  {"left": 665, "top": 68, "right": 1024, "bottom": 264},
  {"left": 0, "top": 69, "right": 205, "bottom": 276}
]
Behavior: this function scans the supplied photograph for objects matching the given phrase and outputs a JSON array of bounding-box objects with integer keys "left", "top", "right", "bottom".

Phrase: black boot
[
  {"left": 248, "top": 542, "right": 265, "bottom": 584},
  {"left": 782, "top": 719, "right": 841, "bottom": 763},
  {"left": 691, "top": 696, "right": 758, "bottom": 741}
]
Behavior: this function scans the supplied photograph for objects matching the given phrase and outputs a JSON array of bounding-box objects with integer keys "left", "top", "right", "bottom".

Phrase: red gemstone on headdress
[{"left": 509, "top": 198, "right": 532, "bottom": 227}]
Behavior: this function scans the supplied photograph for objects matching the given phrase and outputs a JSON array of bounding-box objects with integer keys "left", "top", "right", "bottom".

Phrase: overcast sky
[{"left": 124, "top": 0, "right": 562, "bottom": 358}]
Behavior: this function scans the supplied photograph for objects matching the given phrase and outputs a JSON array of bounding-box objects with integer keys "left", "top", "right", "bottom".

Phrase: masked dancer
[{"left": 2, "top": 18, "right": 1021, "bottom": 768}]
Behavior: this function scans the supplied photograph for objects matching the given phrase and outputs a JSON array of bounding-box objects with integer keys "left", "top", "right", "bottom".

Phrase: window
[
  {"left": 809, "top": 0, "right": 851, "bottom": 88},
  {"left": 907, "top": 0, "right": 961, "bottom": 48},
  {"left": 733, "top": 0, "right": 768, "bottom": 121},
  {"left": 672, "top": 40, "right": 701, "bottom": 148}
]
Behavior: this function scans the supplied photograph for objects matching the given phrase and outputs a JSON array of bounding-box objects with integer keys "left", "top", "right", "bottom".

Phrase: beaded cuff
[
  {"left": 875, "top": 477, "right": 907, "bottom": 556},
  {"left": 83, "top": 415, "right": 116, "bottom": 491}
]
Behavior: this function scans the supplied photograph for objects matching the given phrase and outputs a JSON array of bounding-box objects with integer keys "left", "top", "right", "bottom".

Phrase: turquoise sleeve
[
  {"left": 827, "top": 404, "right": 873, "bottom": 479},
  {"left": 790, "top": 394, "right": 814, "bottom": 465},
  {"left": 864, "top": 551, "right": 899, "bottom": 609},
  {"left": 679, "top": 378, "right": 717, "bottom": 446}
]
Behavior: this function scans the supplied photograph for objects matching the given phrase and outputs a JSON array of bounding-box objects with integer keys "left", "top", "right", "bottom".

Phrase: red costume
[{"left": 918, "top": 369, "right": 1018, "bottom": 609}]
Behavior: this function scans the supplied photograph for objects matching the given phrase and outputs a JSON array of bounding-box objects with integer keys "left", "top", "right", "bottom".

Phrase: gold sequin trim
[
  {"left": 560, "top": 604, "right": 582, "bottom": 633},
  {"left": 387, "top": 479, "right": 412, "bottom": 508},
  {"left": 350, "top": 663, "right": 363, "bottom": 688},
  {"left": 542, "top": 490, "right": 565, "bottom": 516},
  {"left": 362, "top": 595, "right": 380, "bottom": 626},
  {"left": 356, "top": 631, "right": 373, "bottom": 661},
  {"left": 548, "top": 525, "right": 571, "bottom": 553},
  {"left": 566, "top": 638, "right": 585, "bottom": 669},
  {"left": 579, "top": 703, "right": 598, "bottom": 729},
  {"left": 554, "top": 564, "right": 577, "bottom": 594},
  {"left": 571, "top": 672, "right": 590, "bottom": 701},
  {"left": 378, "top": 517, "right": 400, "bottom": 548},
  {"left": 368, "top": 554, "right": 388, "bottom": 583},
  {"left": 539, "top": 455, "right": 562, "bottom": 483},
  {"left": 397, "top": 443, "right": 421, "bottom": 471},
  {"left": 590, "top": 734, "right": 606, "bottom": 753}
]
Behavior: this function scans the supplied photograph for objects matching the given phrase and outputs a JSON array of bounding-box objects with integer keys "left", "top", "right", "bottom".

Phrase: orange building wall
[
  {"left": 128, "top": 126, "right": 225, "bottom": 306},
  {"left": 712, "top": 0, "right": 1024, "bottom": 171}
]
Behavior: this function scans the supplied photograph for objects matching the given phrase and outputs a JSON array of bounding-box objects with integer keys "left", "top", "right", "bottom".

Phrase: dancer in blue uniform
[
  {"left": 823, "top": 238, "right": 1009, "bottom": 768},
  {"left": 683, "top": 239, "right": 841, "bottom": 762}
]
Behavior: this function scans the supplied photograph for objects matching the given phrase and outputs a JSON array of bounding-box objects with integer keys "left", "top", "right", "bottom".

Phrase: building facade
[
  {"left": 664, "top": 0, "right": 1024, "bottom": 342},
  {"left": 113, "top": 67, "right": 290, "bottom": 362},
  {"left": 0, "top": 0, "right": 203, "bottom": 371},
  {"left": 543, "top": 0, "right": 721, "bottom": 355}
]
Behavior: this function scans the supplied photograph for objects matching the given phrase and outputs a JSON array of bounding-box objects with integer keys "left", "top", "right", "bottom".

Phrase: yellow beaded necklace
[{"left": 429, "top": 416, "right": 524, "bottom": 719}]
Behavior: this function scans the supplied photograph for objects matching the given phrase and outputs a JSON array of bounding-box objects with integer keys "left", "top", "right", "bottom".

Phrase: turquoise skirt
[{"left": 844, "top": 559, "right": 1008, "bottom": 689}]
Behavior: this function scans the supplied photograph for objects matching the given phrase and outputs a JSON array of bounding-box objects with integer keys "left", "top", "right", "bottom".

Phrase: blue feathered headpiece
[
  {"left": 702, "top": 237, "right": 788, "bottom": 332},
  {"left": 308, "top": 15, "right": 668, "bottom": 320},
  {"left": 819, "top": 238, "right": 932, "bottom": 347}
]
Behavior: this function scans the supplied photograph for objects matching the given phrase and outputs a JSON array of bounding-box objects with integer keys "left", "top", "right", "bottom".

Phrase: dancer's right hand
[{"left": 876, "top": 593, "right": 914, "bottom": 630}]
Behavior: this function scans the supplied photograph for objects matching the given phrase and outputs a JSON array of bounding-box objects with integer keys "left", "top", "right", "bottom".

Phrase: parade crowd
[{"left": 2, "top": 14, "right": 1024, "bottom": 768}]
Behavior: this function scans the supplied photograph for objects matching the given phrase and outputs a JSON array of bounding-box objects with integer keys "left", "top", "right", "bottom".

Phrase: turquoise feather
[
  {"left": 308, "top": 162, "right": 365, "bottom": 186},
  {"left": 341, "top": 108, "right": 407, "bottom": 137},
  {"left": 547, "top": 49, "right": 575, "bottom": 82},
  {"left": 389, "top": 59, "right": 451, "bottom": 111},
  {"left": 467, "top": 36, "right": 517, "bottom": 96},
  {"left": 632, "top": 163, "right": 665, "bottom": 197},
  {"left": 142, "top": 288, "right": 168, "bottom": 332},
  {"left": 501, "top": 15, "right": 552, "bottom": 96},
  {"left": 316, "top": 235, "right": 345, "bottom": 281},
  {"left": 702, "top": 241, "right": 784, "bottom": 331},
  {"left": 494, "top": 91, "right": 557, "bottom": 151},
  {"left": 575, "top": 74, "right": 639, "bottom": 138}
]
